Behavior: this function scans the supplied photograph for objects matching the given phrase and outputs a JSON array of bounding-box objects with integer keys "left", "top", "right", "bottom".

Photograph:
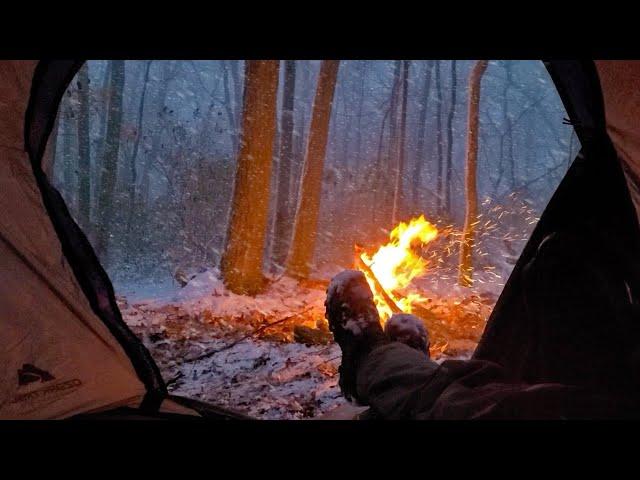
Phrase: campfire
[
  {"left": 355, "top": 215, "right": 439, "bottom": 323},
  {"left": 120, "top": 213, "right": 494, "bottom": 420}
]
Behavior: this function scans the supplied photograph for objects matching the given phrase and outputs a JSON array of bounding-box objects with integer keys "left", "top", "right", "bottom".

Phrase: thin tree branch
[{"left": 182, "top": 307, "right": 314, "bottom": 364}]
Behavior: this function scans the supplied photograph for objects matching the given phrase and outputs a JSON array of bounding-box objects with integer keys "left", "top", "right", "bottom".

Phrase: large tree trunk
[
  {"left": 444, "top": 60, "right": 457, "bottom": 215},
  {"left": 286, "top": 60, "right": 340, "bottom": 279},
  {"left": 459, "top": 60, "right": 489, "bottom": 287},
  {"left": 412, "top": 61, "right": 434, "bottom": 207},
  {"left": 76, "top": 63, "right": 92, "bottom": 231},
  {"left": 391, "top": 60, "right": 410, "bottom": 225},
  {"left": 272, "top": 60, "right": 297, "bottom": 270},
  {"left": 95, "top": 60, "right": 125, "bottom": 263},
  {"left": 221, "top": 60, "right": 280, "bottom": 295}
]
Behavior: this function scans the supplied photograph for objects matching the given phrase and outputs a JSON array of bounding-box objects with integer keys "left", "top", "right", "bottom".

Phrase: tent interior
[{"left": 2, "top": 59, "right": 640, "bottom": 419}]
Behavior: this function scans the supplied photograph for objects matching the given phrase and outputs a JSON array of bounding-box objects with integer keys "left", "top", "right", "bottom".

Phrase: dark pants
[{"left": 354, "top": 231, "right": 640, "bottom": 418}]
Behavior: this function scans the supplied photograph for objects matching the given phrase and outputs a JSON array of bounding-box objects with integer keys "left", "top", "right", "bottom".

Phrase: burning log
[
  {"left": 357, "top": 253, "right": 438, "bottom": 325},
  {"left": 354, "top": 216, "right": 438, "bottom": 322},
  {"left": 355, "top": 247, "right": 403, "bottom": 316}
]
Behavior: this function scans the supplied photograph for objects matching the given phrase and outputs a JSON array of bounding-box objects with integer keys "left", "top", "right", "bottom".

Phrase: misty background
[{"left": 47, "top": 60, "right": 578, "bottom": 296}]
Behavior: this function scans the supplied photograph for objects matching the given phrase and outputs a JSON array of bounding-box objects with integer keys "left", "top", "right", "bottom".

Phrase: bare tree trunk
[
  {"left": 230, "top": 60, "right": 243, "bottom": 148},
  {"left": 385, "top": 61, "right": 402, "bottom": 220},
  {"left": 139, "top": 61, "right": 175, "bottom": 207},
  {"left": 444, "top": 60, "right": 457, "bottom": 215},
  {"left": 412, "top": 61, "right": 434, "bottom": 206},
  {"left": 124, "top": 60, "right": 152, "bottom": 257},
  {"left": 505, "top": 64, "right": 515, "bottom": 189},
  {"left": 272, "top": 60, "right": 297, "bottom": 270},
  {"left": 292, "top": 103, "right": 305, "bottom": 211},
  {"left": 62, "top": 104, "right": 75, "bottom": 209},
  {"left": 128, "top": 60, "right": 152, "bottom": 201},
  {"left": 264, "top": 116, "right": 280, "bottom": 271},
  {"left": 494, "top": 62, "right": 514, "bottom": 197},
  {"left": 95, "top": 60, "right": 125, "bottom": 263},
  {"left": 339, "top": 66, "right": 351, "bottom": 168},
  {"left": 391, "top": 60, "right": 410, "bottom": 225},
  {"left": 435, "top": 61, "right": 444, "bottom": 214},
  {"left": 76, "top": 64, "right": 92, "bottom": 230},
  {"left": 222, "top": 60, "right": 239, "bottom": 156},
  {"left": 355, "top": 61, "right": 367, "bottom": 170},
  {"left": 286, "top": 60, "right": 340, "bottom": 279},
  {"left": 221, "top": 60, "right": 280, "bottom": 295},
  {"left": 459, "top": 60, "right": 489, "bottom": 287},
  {"left": 42, "top": 113, "right": 60, "bottom": 178},
  {"left": 93, "top": 61, "right": 112, "bottom": 208},
  {"left": 374, "top": 61, "right": 402, "bottom": 226},
  {"left": 373, "top": 101, "right": 391, "bottom": 225},
  {"left": 291, "top": 61, "right": 311, "bottom": 215}
]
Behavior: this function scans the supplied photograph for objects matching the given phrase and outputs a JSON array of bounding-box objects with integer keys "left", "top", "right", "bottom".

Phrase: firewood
[
  {"left": 293, "top": 325, "right": 333, "bottom": 345},
  {"left": 298, "top": 278, "right": 330, "bottom": 290},
  {"left": 183, "top": 307, "right": 313, "bottom": 363},
  {"left": 355, "top": 253, "right": 403, "bottom": 314}
]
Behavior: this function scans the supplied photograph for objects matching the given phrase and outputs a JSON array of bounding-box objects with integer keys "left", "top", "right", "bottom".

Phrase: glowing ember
[{"left": 357, "top": 215, "right": 438, "bottom": 323}]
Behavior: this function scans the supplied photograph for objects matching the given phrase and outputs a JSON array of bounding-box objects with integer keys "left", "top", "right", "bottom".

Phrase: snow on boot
[
  {"left": 325, "top": 270, "right": 386, "bottom": 400},
  {"left": 385, "top": 313, "right": 430, "bottom": 356}
]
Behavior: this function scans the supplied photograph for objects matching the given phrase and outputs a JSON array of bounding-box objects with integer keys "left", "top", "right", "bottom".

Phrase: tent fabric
[
  {"left": 544, "top": 61, "right": 606, "bottom": 142},
  {"left": 473, "top": 61, "right": 640, "bottom": 385},
  {"left": 25, "top": 61, "right": 169, "bottom": 412},
  {"left": 0, "top": 60, "right": 152, "bottom": 419},
  {"left": 355, "top": 342, "right": 640, "bottom": 419},
  {"left": 25, "top": 61, "right": 84, "bottom": 166},
  {"left": 595, "top": 60, "right": 640, "bottom": 224}
]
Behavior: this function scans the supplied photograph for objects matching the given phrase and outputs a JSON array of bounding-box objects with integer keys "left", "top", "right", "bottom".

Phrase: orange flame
[{"left": 357, "top": 215, "right": 438, "bottom": 323}]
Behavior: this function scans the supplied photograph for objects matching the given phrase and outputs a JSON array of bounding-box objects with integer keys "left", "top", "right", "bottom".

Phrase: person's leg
[
  {"left": 324, "top": 270, "right": 388, "bottom": 401},
  {"left": 384, "top": 313, "right": 430, "bottom": 354},
  {"left": 325, "top": 271, "right": 443, "bottom": 417}
]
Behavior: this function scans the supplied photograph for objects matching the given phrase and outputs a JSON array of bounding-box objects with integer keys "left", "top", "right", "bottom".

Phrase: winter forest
[{"left": 47, "top": 60, "right": 578, "bottom": 419}]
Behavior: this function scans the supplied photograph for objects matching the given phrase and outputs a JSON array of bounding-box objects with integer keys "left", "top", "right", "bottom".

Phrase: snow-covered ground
[{"left": 118, "top": 268, "right": 493, "bottom": 419}]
